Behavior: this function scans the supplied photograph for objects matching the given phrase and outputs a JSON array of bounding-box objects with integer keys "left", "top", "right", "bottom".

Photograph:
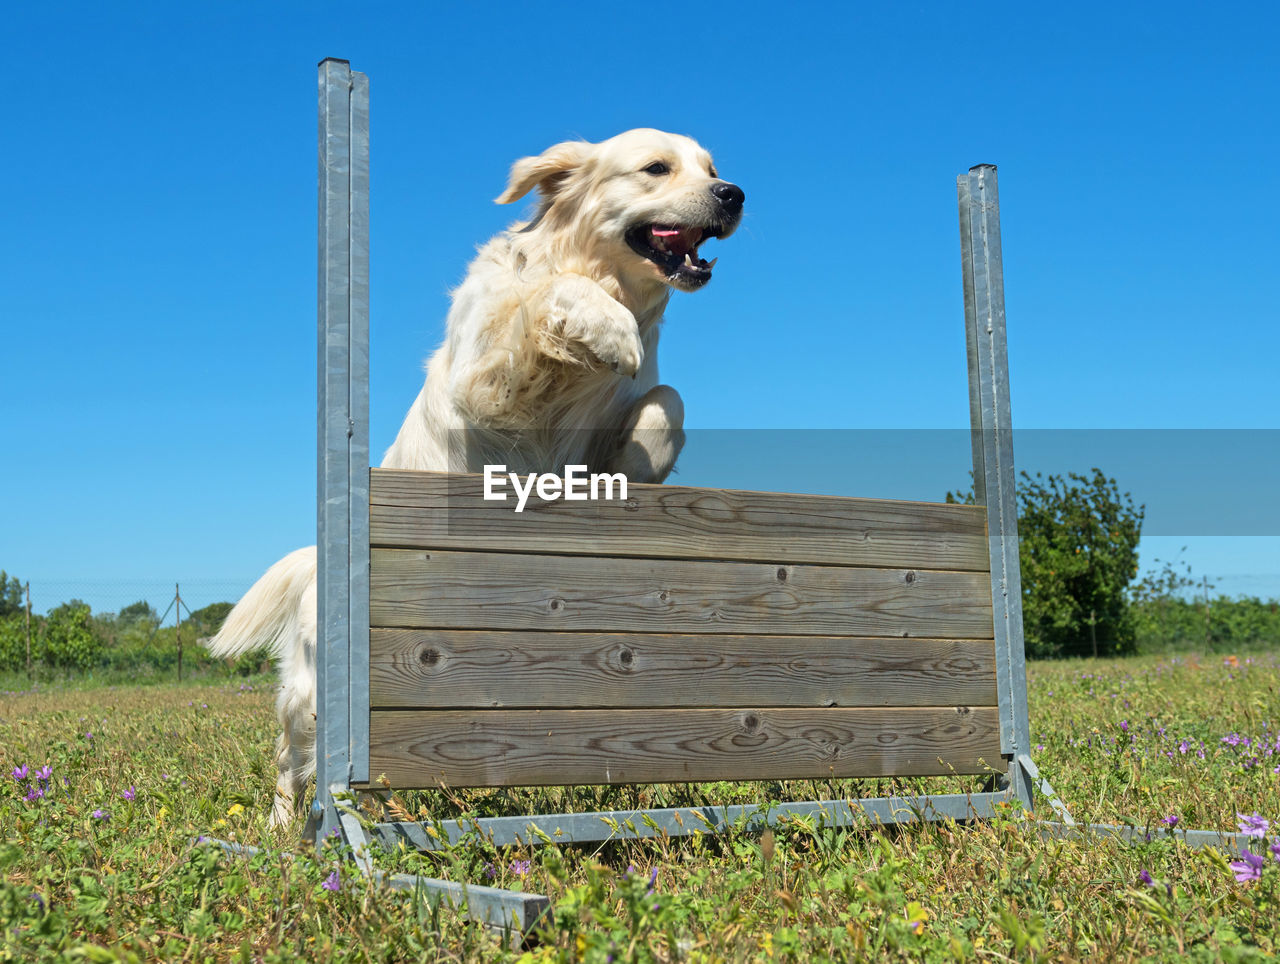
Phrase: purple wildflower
[
  {"left": 1162, "top": 815, "right": 1179, "bottom": 829},
  {"left": 35, "top": 765, "right": 51, "bottom": 783},
  {"left": 11, "top": 764, "right": 28, "bottom": 781},
  {"left": 1230, "top": 848, "right": 1266, "bottom": 883},
  {"left": 322, "top": 870, "right": 341, "bottom": 892},
  {"left": 85, "top": 732, "right": 93, "bottom": 741},
  {"left": 1120, "top": 721, "right": 1129, "bottom": 733},
  {"left": 1138, "top": 870, "right": 1156, "bottom": 887},
  {"left": 24, "top": 786, "right": 44, "bottom": 802},
  {"left": 510, "top": 860, "right": 531, "bottom": 878},
  {"left": 122, "top": 786, "right": 136, "bottom": 802},
  {"left": 483, "top": 862, "right": 496, "bottom": 880},
  {"left": 1179, "top": 741, "right": 1189, "bottom": 755},
  {"left": 92, "top": 809, "right": 109, "bottom": 821},
  {"left": 1270, "top": 841, "right": 1280, "bottom": 862},
  {"left": 1238, "top": 813, "right": 1270, "bottom": 838}
]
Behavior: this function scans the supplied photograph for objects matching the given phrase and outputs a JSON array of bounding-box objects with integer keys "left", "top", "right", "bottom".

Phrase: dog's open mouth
[{"left": 626, "top": 223, "right": 723, "bottom": 288}]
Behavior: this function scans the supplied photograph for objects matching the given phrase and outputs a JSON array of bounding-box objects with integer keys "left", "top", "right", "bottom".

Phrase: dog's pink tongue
[{"left": 651, "top": 225, "right": 702, "bottom": 256}]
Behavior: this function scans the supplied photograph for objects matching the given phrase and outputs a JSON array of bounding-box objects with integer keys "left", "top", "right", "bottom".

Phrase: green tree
[
  {"left": 948, "top": 468, "right": 1144, "bottom": 659},
  {"left": 117, "top": 600, "right": 159, "bottom": 626},
  {"left": 0, "top": 571, "right": 23, "bottom": 619},
  {"left": 188, "top": 601, "right": 233, "bottom": 635},
  {"left": 42, "top": 600, "right": 103, "bottom": 672},
  {"left": 0, "top": 615, "right": 27, "bottom": 671}
]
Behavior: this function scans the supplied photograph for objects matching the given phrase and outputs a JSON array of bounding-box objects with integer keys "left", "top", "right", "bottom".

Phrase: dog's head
[{"left": 497, "top": 129, "right": 744, "bottom": 295}]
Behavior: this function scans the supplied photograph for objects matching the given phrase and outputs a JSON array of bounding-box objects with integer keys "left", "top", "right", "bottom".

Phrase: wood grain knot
[
  {"left": 619, "top": 648, "right": 634, "bottom": 668},
  {"left": 904, "top": 570, "right": 917, "bottom": 584},
  {"left": 742, "top": 713, "right": 760, "bottom": 732},
  {"left": 776, "top": 567, "right": 788, "bottom": 583},
  {"left": 417, "top": 647, "right": 441, "bottom": 668},
  {"left": 623, "top": 498, "right": 640, "bottom": 511},
  {"left": 549, "top": 598, "right": 564, "bottom": 613},
  {"left": 955, "top": 706, "right": 971, "bottom": 717}
]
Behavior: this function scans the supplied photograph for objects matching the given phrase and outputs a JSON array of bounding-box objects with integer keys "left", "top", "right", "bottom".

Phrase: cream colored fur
[{"left": 207, "top": 129, "right": 741, "bottom": 825}]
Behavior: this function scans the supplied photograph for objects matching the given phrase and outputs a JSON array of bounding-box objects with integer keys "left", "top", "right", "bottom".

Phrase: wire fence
[
  {"left": 0, "top": 578, "right": 262, "bottom": 683},
  {"left": 19, "top": 579, "right": 250, "bottom": 623}
]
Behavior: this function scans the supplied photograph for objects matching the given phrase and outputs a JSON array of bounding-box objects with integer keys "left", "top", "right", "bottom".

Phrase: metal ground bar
[
  {"left": 202, "top": 837, "right": 549, "bottom": 932},
  {"left": 371, "top": 789, "right": 1015, "bottom": 853},
  {"left": 369, "top": 868, "right": 550, "bottom": 932},
  {"left": 1015, "top": 753, "right": 1076, "bottom": 826},
  {"left": 1036, "top": 821, "right": 1264, "bottom": 855}
]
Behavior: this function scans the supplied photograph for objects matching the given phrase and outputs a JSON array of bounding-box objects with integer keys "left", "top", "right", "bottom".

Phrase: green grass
[{"left": 3, "top": 653, "right": 1280, "bottom": 961}]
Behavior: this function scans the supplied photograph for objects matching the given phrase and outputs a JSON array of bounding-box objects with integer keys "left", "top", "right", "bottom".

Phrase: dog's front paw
[
  {"left": 580, "top": 316, "right": 644, "bottom": 377},
  {"left": 546, "top": 275, "right": 645, "bottom": 377}
]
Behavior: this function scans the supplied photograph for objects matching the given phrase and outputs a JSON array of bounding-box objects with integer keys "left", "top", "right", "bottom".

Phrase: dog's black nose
[{"left": 712, "top": 181, "right": 745, "bottom": 210}]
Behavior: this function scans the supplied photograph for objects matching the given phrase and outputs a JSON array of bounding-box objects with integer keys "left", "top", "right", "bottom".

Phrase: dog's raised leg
[
  {"left": 542, "top": 274, "right": 645, "bottom": 376},
  {"left": 610, "top": 384, "right": 685, "bottom": 483}
]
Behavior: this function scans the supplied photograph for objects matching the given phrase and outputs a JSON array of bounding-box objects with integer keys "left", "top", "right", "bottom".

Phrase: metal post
[
  {"left": 175, "top": 583, "right": 183, "bottom": 682},
  {"left": 316, "top": 57, "right": 370, "bottom": 844},
  {"left": 958, "top": 165, "right": 1033, "bottom": 809}
]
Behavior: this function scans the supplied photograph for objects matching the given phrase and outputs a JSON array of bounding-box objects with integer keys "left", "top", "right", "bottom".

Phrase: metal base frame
[{"left": 329, "top": 779, "right": 1024, "bottom": 932}]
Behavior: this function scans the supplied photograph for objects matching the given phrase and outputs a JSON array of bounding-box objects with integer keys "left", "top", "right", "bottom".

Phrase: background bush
[{"left": 41, "top": 602, "right": 102, "bottom": 672}]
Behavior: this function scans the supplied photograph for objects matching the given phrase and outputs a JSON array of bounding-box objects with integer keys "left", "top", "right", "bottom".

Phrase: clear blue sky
[{"left": 4, "top": 1, "right": 1277, "bottom": 615}]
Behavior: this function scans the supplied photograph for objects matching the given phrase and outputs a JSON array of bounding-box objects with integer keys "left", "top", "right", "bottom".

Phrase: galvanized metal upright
[
  {"left": 957, "top": 165, "right": 1033, "bottom": 809},
  {"left": 316, "top": 58, "right": 370, "bottom": 843}
]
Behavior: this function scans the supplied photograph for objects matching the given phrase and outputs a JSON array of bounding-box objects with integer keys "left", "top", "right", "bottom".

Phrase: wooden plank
[
  {"left": 369, "top": 630, "right": 998, "bottom": 709},
  {"left": 365, "top": 707, "right": 1004, "bottom": 788},
  {"left": 370, "top": 549, "right": 996, "bottom": 638},
  {"left": 370, "top": 469, "right": 989, "bottom": 571}
]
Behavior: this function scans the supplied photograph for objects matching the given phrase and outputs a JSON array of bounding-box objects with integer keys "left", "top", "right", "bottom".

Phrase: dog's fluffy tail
[{"left": 207, "top": 546, "right": 317, "bottom": 661}]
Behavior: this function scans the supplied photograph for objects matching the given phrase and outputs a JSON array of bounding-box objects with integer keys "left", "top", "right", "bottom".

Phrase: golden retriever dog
[{"left": 208, "top": 129, "right": 744, "bottom": 825}]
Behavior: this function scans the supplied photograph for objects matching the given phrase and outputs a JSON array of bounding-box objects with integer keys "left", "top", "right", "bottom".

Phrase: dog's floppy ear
[{"left": 495, "top": 140, "right": 593, "bottom": 205}]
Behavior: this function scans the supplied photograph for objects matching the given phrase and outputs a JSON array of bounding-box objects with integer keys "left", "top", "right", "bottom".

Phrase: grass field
[{"left": 4, "top": 653, "right": 1280, "bottom": 962}]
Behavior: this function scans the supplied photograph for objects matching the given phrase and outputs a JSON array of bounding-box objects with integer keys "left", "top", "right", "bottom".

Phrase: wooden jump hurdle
[{"left": 309, "top": 58, "right": 1063, "bottom": 930}]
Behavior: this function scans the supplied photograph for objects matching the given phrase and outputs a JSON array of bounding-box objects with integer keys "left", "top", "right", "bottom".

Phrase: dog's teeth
[
  {"left": 684, "top": 253, "right": 693, "bottom": 266},
  {"left": 707, "top": 257, "right": 718, "bottom": 269}
]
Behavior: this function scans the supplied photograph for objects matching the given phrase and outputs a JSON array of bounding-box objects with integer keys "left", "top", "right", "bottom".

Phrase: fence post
[
  {"left": 24, "top": 582, "right": 32, "bottom": 680},
  {"left": 175, "top": 583, "right": 183, "bottom": 681},
  {"left": 315, "top": 58, "right": 370, "bottom": 844}
]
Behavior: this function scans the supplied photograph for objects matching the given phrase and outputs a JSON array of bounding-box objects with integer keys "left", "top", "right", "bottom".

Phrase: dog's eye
[
  {"left": 709, "top": 166, "right": 718, "bottom": 178},
  {"left": 642, "top": 162, "right": 669, "bottom": 176}
]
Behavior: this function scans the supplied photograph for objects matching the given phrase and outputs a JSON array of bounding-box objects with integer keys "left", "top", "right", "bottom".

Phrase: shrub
[
  {"left": 949, "top": 468, "right": 1143, "bottom": 659},
  {"left": 0, "top": 614, "right": 28, "bottom": 672},
  {"left": 41, "top": 601, "right": 103, "bottom": 671}
]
